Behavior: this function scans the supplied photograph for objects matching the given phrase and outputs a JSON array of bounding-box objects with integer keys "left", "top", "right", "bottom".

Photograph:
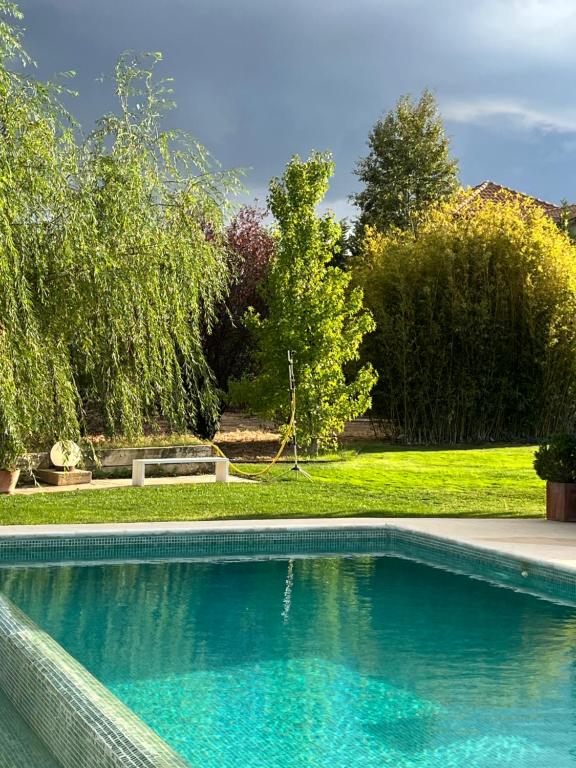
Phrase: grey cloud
[{"left": 16, "top": 0, "right": 576, "bottom": 208}]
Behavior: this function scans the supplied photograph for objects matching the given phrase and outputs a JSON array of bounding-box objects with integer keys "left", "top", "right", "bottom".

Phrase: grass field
[{"left": 0, "top": 444, "right": 544, "bottom": 526}]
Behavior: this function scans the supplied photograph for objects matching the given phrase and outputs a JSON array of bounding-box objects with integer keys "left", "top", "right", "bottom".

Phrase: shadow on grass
[
  {"left": 182, "top": 509, "right": 545, "bottom": 521},
  {"left": 329, "top": 441, "right": 538, "bottom": 457}
]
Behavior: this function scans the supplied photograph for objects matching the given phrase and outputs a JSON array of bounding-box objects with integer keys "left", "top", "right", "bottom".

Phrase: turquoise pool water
[{"left": 1, "top": 555, "right": 576, "bottom": 767}]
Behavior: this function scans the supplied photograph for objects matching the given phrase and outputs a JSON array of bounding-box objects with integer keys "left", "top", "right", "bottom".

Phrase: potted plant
[
  {"left": 0, "top": 427, "right": 24, "bottom": 495},
  {"left": 534, "top": 435, "right": 576, "bottom": 522}
]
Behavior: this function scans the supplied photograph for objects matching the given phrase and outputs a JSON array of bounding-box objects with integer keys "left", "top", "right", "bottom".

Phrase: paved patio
[
  {"left": 14, "top": 473, "right": 252, "bottom": 495},
  {"left": 1, "top": 517, "right": 576, "bottom": 572}
]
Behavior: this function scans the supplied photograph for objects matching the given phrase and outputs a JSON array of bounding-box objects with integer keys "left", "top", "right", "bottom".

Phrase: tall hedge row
[{"left": 356, "top": 194, "right": 576, "bottom": 443}]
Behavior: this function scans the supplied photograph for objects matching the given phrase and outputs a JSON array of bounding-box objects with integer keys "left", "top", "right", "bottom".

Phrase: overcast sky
[{"left": 15, "top": 0, "right": 576, "bottom": 218}]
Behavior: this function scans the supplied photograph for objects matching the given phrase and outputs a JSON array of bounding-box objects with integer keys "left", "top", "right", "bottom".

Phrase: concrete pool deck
[{"left": 1, "top": 517, "right": 576, "bottom": 573}]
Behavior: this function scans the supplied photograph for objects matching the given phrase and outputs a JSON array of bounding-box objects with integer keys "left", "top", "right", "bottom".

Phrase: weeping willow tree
[
  {"left": 0, "top": 1, "right": 80, "bottom": 467},
  {"left": 71, "top": 52, "right": 239, "bottom": 437},
  {"left": 356, "top": 193, "right": 576, "bottom": 443},
  {"left": 0, "top": 0, "right": 239, "bottom": 467}
]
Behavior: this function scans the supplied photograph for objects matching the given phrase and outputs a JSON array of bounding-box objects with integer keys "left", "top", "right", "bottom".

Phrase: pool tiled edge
[
  {"left": 0, "top": 592, "right": 190, "bottom": 768},
  {"left": 1, "top": 521, "right": 576, "bottom": 604},
  {"left": 391, "top": 528, "right": 576, "bottom": 604},
  {"left": 1, "top": 518, "right": 576, "bottom": 768},
  {"left": 0, "top": 527, "right": 394, "bottom": 565}
]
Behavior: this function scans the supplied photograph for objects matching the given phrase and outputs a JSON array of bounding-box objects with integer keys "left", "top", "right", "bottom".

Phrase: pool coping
[{"left": 1, "top": 517, "right": 576, "bottom": 768}]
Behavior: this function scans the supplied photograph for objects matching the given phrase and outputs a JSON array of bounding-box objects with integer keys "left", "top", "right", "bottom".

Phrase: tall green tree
[
  {"left": 353, "top": 89, "right": 459, "bottom": 237},
  {"left": 0, "top": 0, "right": 240, "bottom": 470},
  {"left": 231, "top": 152, "right": 376, "bottom": 451}
]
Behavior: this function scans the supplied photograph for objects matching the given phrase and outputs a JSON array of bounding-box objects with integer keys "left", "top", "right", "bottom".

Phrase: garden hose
[{"left": 203, "top": 391, "right": 297, "bottom": 479}]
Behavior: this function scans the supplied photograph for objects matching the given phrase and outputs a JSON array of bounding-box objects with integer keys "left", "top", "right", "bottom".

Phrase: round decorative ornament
[{"left": 50, "top": 440, "right": 82, "bottom": 470}]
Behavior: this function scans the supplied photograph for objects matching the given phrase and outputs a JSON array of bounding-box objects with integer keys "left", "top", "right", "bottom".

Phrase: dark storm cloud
[{"left": 16, "top": 0, "right": 576, "bottom": 214}]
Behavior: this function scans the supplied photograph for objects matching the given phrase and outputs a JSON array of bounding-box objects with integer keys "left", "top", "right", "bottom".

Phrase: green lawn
[{"left": 0, "top": 444, "right": 544, "bottom": 526}]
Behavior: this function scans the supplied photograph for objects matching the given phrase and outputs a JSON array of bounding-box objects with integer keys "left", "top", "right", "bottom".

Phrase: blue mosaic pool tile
[
  {"left": 0, "top": 591, "right": 190, "bottom": 768},
  {"left": 0, "top": 686, "right": 60, "bottom": 768},
  {"left": 0, "top": 528, "right": 392, "bottom": 566},
  {"left": 391, "top": 529, "right": 576, "bottom": 605}
]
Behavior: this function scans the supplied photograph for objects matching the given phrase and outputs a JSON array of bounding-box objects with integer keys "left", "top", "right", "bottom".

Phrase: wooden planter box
[{"left": 546, "top": 481, "right": 576, "bottom": 522}]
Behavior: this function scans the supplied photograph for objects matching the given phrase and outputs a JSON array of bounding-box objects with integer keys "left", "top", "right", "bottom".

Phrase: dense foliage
[
  {"left": 4, "top": 0, "right": 576, "bottom": 468},
  {"left": 534, "top": 435, "right": 576, "bottom": 484},
  {"left": 206, "top": 206, "right": 275, "bottom": 389},
  {"left": 356, "top": 194, "right": 576, "bottom": 443},
  {"left": 0, "top": 1, "right": 81, "bottom": 468},
  {"left": 0, "top": 2, "right": 236, "bottom": 465},
  {"left": 353, "top": 90, "right": 458, "bottom": 238},
  {"left": 72, "top": 52, "right": 236, "bottom": 438},
  {"left": 231, "top": 153, "right": 376, "bottom": 450}
]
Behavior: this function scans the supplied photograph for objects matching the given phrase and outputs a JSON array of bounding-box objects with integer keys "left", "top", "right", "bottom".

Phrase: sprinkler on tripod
[{"left": 282, "top": 350, "right": 311, "bottom": 480}]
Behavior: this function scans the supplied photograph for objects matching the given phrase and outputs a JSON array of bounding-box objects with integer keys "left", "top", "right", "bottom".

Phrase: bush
[
  {"left": 206, "top": 206, "right": 275, "bottom": 390},
  {"left": 534, "top": 435, "right": 576, "bottom": 483},
  {"left": 355, "top": 193, "right": 576, "bottom": 443}
]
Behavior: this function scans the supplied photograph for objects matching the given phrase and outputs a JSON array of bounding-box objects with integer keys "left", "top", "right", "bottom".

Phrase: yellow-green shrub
[{"left": 355, "top": 193, "right": 576, "bottom": 442}]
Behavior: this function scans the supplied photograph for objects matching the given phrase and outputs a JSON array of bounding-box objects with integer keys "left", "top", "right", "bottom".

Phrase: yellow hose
[{"left": 204, "top": 391, "right": 297, "bottom": 479}]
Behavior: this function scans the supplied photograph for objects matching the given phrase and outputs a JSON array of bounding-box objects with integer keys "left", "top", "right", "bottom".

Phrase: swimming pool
[{"left": 2, "top": 549, "right": 576, "bottom": 767}]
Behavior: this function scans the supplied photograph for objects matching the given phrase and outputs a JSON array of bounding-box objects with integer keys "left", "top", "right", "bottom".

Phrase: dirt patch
[
  {"left": 214, "top": 413, "right": 379, "bottom": 461},
  {"left": 214, "top": 413, "right": 280, "bottom": 460}
]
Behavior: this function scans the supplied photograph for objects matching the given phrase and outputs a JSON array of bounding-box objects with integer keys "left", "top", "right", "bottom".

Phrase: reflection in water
[
  {"left": 282, "top": 559, "right": 294, "bottom": 623},
  {"left": 2, "top": 555, "right": 576, "bottom": 767}
]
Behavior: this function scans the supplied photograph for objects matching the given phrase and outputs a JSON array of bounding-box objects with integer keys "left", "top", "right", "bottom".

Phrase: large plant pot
[
  {"left": 546, "top": 481, "right": 576, "bottom": 522},
  {"left": 0, "top": 469, "right": 20, "bottom": 495}
]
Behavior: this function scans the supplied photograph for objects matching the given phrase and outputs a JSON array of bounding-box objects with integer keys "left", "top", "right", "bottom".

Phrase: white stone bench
[{"left": 132, "top": 456, "right": 229, "bottom": 486}]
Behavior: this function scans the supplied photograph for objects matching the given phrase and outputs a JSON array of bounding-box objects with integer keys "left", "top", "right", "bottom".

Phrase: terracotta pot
[
  {"left": 546, "top": 481, "right": 576, "bottom": 522},
  {"left": 0, "top": 468, "right": 20, "bottom": 495}
]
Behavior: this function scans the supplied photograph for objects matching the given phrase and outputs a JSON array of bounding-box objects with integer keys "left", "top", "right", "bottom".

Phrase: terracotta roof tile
[{"left": 470, "top": 181, "right": 576, "bottom": 223}]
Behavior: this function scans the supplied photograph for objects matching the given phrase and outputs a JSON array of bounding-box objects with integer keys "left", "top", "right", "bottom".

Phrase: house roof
[{"left": 470, "top": 181, "right": 576, "bottom": 224}]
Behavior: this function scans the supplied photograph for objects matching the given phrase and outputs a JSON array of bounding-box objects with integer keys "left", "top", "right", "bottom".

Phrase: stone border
[
  {"left": 26, "top": 445, "right": 213, "bottom": 478},
  {"left": 88, "top": 445, "right": 213, "bottom": 477},
  {"left": 0, "top": 592, "right": 190, "bottom": 768}
]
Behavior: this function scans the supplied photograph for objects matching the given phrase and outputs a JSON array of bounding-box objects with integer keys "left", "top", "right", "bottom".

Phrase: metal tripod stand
[{"left": 277, "top": 350, "right": 311, "bottom": 480}]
